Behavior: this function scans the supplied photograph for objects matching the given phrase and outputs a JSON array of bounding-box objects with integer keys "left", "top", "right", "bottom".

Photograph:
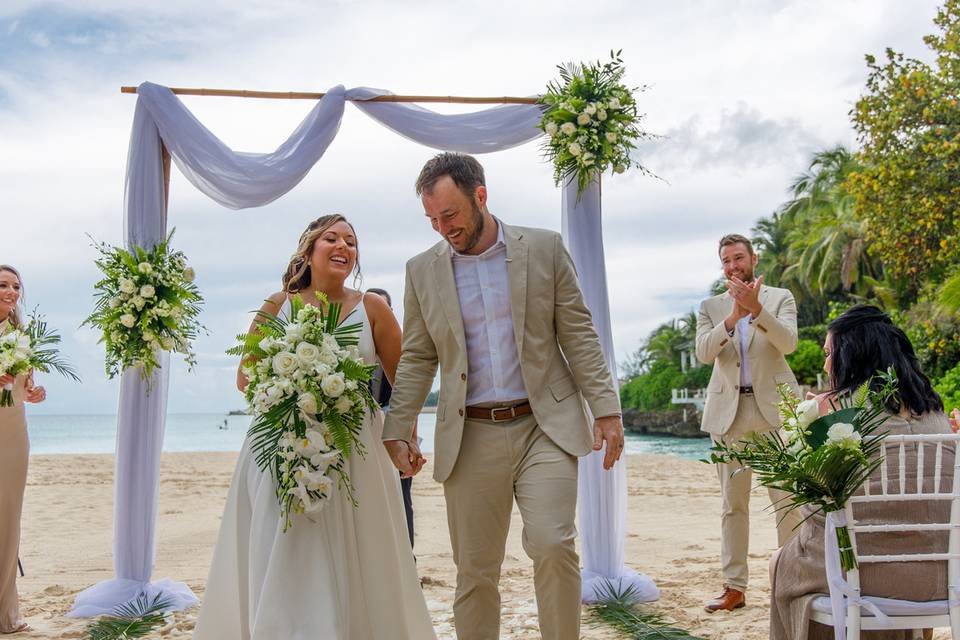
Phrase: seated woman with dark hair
[{"left": 769, "top": 304, "right": 953, "bottom": 640}]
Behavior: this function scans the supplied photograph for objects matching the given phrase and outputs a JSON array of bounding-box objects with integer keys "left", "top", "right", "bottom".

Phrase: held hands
[
  {"left": 384, "top": 439, "right": 427, "bottom": 478},
  {"left": 593, "top": 415, "right": 625, "bottom": 470},
  {"left": 725, "top": 275, "right": 763, "bottom": 323}
]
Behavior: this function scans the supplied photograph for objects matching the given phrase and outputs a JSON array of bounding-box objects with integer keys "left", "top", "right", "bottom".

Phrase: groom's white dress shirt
[{"left": 451, "top": 220, "right": 527, "bottom": 406}]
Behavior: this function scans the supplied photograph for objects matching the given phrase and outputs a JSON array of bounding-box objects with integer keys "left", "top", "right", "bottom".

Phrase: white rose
[
  {"left": 826, "top": 422, "right": 861, "bottom": 447},
  {"left": 568, "top": 142, "right": 582, "bottom": 156},
  {"left": 345, "top": 344, "right": 361, "bottom": 362},
  {"left": 182, "top": 267, "right": 195, "bottom": 283},
  {"left": 139, "top": 284, "right": 155, "bottom": 298},
  {"left": 272, "top": 351, "right": 299, "bottom": 377},
  {"left": 312, "top": 362, "right": 332, "bottom": 378},
  {"left": 597, "top": 109, "right": 607, "bottom": 121},
  {"left": 544, "top": 121, "right": 558, "bottom": 136},
  {"left": 160, "top": 336, "right": 175, "bottom": 350},
  {"left": 120, "top": 314, "right": 136, "bottom": 328},
  {"left": 796, "top": 399, "right": 820, "bottom": 428},
  {"left": 333, "top": 395, "right": 353, "bottom": 414},
  {"left": 560, "top": 122, "right": 577, "bottom": 136},
  {"left": 605, "top": 132, "right": 618, "bottom": 143},
  {"left": 295, "top": 341, "right": 321, "bottom": 366},
  {"left": 320, "top": 373, "right": 346, "bottom": 398},
  {"left": 614, "top": 164, "right": 626, "bottom": 174},
  {"left": 608, "top": 97, "right": 621, "bottom": 109},
  {"left": 285, "top": 323, "right": 304, "bottom": 341},
  {"left": 138, "top": 262, "right": 153, "bottom": 275},
  {"left": 584, "top": 103, "right": 597, "bottom": 115},
  {"left": 318, "top": 348, "right": 339, "bottom": 367},
  {"left": 297, "top": 392, "right": 318, "bottom": 417},
  {"left": 119, "top": 278, "right": 136, "bottom": 294},
  {"left": 576, "top": 113, "right": 591, "bottom": 126},
  {"left": 132, "top": 296, "right": 146, "bottom": 311},
  {"left": 581, "top": 152, "right": 595, "bottom": 166},
  {"left": 258, "top": 336, "right": 278, "bottom": 352},
  {"left": 109, "top": 297, "right": 121, "bottom": 309}
]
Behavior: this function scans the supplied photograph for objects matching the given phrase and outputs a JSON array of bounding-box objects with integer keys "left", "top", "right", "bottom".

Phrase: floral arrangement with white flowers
[
  {"left": 228, "top": 293, "right": 377, "bottom": 532},
  {"left": 84, "top": 231, "right": 204, "bottom": 383},
  {"left": 539, "top": 50, "right": 654, "bottom": 195},
  {"left": 0, "top": 310, "right": 79, "bottom": 406},
  {"left": 705, "top": 368, "right": 898, "bottom": 571}
]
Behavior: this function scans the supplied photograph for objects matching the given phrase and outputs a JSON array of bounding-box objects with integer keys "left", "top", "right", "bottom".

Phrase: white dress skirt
[{"left": 194, "top": 299, "right": 436, "bottom": 639}]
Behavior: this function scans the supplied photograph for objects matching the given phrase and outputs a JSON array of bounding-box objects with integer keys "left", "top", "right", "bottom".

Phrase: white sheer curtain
[
  {"left": 70, "top": 82, "right": 650, "bottom": 616},
  {"left": 563, "top": 178, "right": 659, "bottom": 604}
]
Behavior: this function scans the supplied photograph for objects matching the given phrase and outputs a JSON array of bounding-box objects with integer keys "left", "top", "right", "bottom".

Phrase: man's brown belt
[{"left": 465, "top": 401, "right": 533, "bottom": 422}]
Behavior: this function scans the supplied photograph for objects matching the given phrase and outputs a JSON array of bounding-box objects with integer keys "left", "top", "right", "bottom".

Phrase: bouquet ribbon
[{"left": 824, "top": 510, "right": 889, "bottom": 640}]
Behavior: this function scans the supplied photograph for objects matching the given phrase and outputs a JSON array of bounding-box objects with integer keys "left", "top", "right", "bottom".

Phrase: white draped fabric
[
  {"left": 70, "top": 81, "right": 653, "bottom": 616},
  {"left": 563, "top": 179, "right": 660, "bottom": 605}
]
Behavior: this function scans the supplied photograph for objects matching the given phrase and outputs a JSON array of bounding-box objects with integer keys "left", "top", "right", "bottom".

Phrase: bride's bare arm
[
  {"left": 236, "top": 292, "right": 286, "bottom": 393},
  {"left": 364, "top": 292, "right": 402, "bottom": 386}
]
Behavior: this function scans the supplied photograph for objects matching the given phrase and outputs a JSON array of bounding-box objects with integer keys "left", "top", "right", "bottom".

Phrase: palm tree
[{"left": 780, "top": 146, "right": 888, "bottom": 303}]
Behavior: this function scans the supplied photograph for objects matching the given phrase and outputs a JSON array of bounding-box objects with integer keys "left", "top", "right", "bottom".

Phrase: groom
[{"left": 383, "top": 152, "right": 624, "bottom": 640}]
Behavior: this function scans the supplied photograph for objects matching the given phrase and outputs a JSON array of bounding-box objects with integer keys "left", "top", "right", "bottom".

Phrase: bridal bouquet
[
  {"left": 84, "top": 231, "right": 204, "bottom": 382},
  {"left": 229, "top": 294, "right": 376, "bottom": 531},
  {"left": 706, "top": 368, "right": 898, "bottom": 571},
  {"left": 0, "top": 310, "right": 79, "bottom": 406},
  {"left": 539, "top": 50, "right": 654, "bottom": 195}
]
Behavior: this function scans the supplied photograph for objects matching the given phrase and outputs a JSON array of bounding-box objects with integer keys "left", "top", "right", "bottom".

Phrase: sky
[{"left": 0, "top": 0, "right": 943, "bottom": 415}]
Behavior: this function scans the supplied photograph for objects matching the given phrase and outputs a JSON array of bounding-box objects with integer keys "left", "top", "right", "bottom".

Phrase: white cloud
[{"left": 1, "top": 0, "right": 944, "bottom": 413}]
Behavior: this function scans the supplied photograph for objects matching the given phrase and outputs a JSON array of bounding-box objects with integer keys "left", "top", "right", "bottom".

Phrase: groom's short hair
[{"left": 416, "top": 152, "right": 486, "bottom": 199}]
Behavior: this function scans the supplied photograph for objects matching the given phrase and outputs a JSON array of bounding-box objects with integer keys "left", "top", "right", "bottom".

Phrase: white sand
[{"left": 10, "top": 452, "right": 944, "bottom": 639}]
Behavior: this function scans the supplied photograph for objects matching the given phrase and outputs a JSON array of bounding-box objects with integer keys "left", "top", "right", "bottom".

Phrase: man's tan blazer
[
  {"left": 382, "top": 222, "right": 621, "bottom": 482},
  {"left": 695, "top": 285, "right": 800, "bottom": 435}
]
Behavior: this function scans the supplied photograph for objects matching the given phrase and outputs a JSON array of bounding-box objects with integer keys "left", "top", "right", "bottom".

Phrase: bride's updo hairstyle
[
  {"left": 0, "top": 264, "right": 23, "bottom": 328},
  {"left": 282, "top": 214, "right": 362, "bottom": 294},
  {"left": 827, "top": 304, "right": 942, "bottom": 416}
]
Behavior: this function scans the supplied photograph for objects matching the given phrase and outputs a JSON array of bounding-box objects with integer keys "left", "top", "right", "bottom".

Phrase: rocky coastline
[{"left": 622, "top": 408, "right": 707, "bottom": 438}]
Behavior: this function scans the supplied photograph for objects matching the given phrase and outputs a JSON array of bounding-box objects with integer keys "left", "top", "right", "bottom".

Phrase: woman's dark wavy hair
[{"left": 828, "top": 304, "right": 943, "bottom": 416}]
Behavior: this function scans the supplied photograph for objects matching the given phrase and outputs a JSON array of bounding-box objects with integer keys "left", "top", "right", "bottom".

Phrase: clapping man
[{"left": 695, "top": 234, "right": 804, "bottom": 613}]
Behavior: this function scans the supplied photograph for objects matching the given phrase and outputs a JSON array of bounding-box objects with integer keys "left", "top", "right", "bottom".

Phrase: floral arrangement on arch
[
  {"left": 539, "top": 50, "right": 654, "bottom": 195},
  {"left": 228, "top": 293, "right": 377, "bottom": 531},
  {"left": 705, "top": 368, "right": 898, "bottom": 571},
  {"left": 84, "top": 231, "right": 204, "bottom": 382}
]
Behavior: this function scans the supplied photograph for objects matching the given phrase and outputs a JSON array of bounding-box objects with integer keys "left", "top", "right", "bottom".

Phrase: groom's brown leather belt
[{"left": 465, "top": 401, "right": 533, "bottom": 422}]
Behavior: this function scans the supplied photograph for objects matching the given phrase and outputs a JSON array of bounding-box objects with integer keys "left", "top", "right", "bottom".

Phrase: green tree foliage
[
  {"left": 934, "top": 361, "right": 960, "bottom": 412},
  {"left": 847, "top": 0, "right": 960, "bottom": 292}
]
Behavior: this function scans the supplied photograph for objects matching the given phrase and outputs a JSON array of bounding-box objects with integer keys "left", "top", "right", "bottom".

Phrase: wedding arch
[{"left": 68, "top": 81, "right": 658, "bottom": 616}]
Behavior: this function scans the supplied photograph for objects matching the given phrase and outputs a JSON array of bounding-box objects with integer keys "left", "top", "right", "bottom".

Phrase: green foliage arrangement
[
  {"left": 228, "top": 293, "right": 376, "bottom": 531},
  {"left": 539, "top": 51, "right": 654, "bottom": 195},
  {"left": 706, "top": 369, "right": 898, "bottom": 571},
  {"left": 85, "top": 594, "right": 171, "bottom": 640},
  {"left": 589, "top": 580, "right": 705, "bottom": 639},
  {"left": 84, "top": 231, "right": 204, "bottom": 383}
]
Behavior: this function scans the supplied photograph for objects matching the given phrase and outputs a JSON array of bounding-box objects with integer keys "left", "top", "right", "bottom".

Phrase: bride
[{"left": 194, "top": 215, "right": 436, "bottom": 639}]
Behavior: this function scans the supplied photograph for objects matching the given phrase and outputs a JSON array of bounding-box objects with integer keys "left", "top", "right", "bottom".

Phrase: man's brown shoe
[{"left": 704, "top": 587, "right": 745, "bottom": 613}]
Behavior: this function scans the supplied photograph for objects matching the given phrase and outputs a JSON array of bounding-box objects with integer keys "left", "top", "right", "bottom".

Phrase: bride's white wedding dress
[{"left": 194, "top": 297, "right": 437, "bottom": 639}]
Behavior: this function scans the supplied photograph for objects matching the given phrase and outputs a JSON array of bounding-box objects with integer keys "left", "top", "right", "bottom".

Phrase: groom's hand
[
  {"left": 384, "top": 440, "right": 416, "bottom": 478},
  {"left": 407, "top": 439, "right": 427, "bottom": 476},
  {"left": 593, "top": 415, "right": 625, "bottom": 470}
]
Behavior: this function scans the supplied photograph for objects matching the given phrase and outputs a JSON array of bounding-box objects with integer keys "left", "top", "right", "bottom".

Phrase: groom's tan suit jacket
[
  {"left": 382, "top": 222, "right": 621, "bottom": 482},
  {"left": 695, "top": 285, "right": 800, "bottom": 436}
]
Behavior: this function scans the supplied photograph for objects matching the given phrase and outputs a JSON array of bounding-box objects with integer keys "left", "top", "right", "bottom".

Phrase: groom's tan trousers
[
  {"left": 444, "top": 412, "right": 580, "bottom": 640},
  {"left": 711, "top": 393, "right": 804, "bottom": 591}
]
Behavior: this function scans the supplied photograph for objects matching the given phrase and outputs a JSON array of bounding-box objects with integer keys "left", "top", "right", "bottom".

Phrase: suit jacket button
[
  {"left": 458, "top": 408, "right": 464, "bottom": 417},
  {"left": 736, "top": 362, "right": 740, "bottom": 367},
  {"left": 734, "top": 385, "right": 740, "bottom": 390},
  {"left": 461, "top": 373, "right": 467, "bottom": 381}
]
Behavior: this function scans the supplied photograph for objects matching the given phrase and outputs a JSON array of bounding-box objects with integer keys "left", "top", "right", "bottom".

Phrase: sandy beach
[{"left": 9, "top": 452, "right": 943, "bottom": 639}]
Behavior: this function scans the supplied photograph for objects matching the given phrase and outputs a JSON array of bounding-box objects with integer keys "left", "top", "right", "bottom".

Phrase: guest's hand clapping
[{"left": 727, "top": 274, "right": 763, "bottom": 317}]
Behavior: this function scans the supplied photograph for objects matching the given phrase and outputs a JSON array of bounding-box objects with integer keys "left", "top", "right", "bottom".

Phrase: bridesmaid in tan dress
[{"left": 0, "top": 265, "right": 46, "bottom": 635}]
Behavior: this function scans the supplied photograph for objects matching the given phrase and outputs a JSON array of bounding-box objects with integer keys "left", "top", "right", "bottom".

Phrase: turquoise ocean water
[{"left": 24, "top": 412, "right": 713, "bottom": 460}]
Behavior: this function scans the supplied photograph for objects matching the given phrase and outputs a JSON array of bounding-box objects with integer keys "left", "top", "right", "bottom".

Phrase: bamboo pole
[{"left": 120, "top": 86, "right": 539, "bottom": 104}]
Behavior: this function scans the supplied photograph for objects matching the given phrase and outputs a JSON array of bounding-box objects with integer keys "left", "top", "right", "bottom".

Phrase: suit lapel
[
  {"left": 746, "top": 286, "right": 767, "bottom": 353},
  {"left": 503, "top": 223, "right": 528, "bottom": 357},
  {"left": 431, "top": 244, "right": 466, "bottom": 352}
]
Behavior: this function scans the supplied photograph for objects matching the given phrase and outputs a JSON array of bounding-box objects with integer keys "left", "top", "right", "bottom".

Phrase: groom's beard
[{"left": 451, "top": 204, "right": 486, "bottom": 253}]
